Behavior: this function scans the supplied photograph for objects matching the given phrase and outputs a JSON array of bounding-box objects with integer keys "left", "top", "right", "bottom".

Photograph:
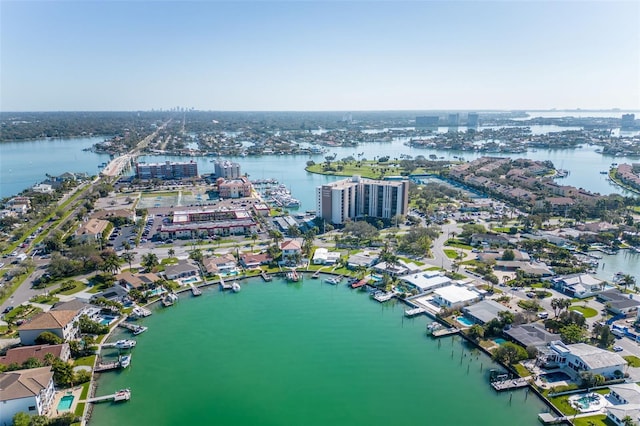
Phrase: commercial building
[
  {"left": 76, "top": 218, "right": 111, "bottom": 243},
  {"left": 0, "top": 367, "right": 56, "bottom": 424},
  {"left": 621, "top": 113, "right": 636, "bottom": 130},
  {"left": 466, "top": 112, "right": 479, "bottom": 128},
  {"left": 218, "top": 177, "right": 252, "bottom": 198},
  {"left": 159, "top": 207, "right": 258, "bottom": 239},
  {"left": 316, "top": 176, "right": 409, "bottom": 225},
  {"left": 214, "top": 160, "right": 241, "bottom": 179},
  {"left": 415, "top": 116, "right": 440, "bottom": 128},
  {"left": 135, "top": 161, "right": 198, "bottom": 180}
]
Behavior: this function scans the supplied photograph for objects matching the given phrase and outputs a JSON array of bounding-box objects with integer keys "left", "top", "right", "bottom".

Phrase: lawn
[
  {"left": 569, "top": 305, "right": 598, "bottom": 318},
  {"left": 74, "top": 355, "right": 96, "bottom": 367},
  {"left": 444, "top": 239, "right": 473, "bottom": 250},
  {"left": 444, "top": 249, "right": 459, "bottom": 259},
  {"left": 572, "top": 415, "right": 610, "bottom": 426},
  {"left": 624, "top": 355, "right": 640, "bottom": 367},
  {"left": 513, "top": 363, "right": 531, "bottom": 377},
  {"left": 29, "top": 294, "right": 60, "bottom": 304},
  {"left": 55, "top": 281, "right": 88, "bottom": 296},
  {"left": 548, "top": 394, "right": 579, "bottom": 416}
]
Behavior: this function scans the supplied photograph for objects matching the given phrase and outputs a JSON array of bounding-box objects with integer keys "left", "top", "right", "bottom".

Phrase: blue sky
[{"left": 1, "top": 1, "right": 638, "bottom": 111}]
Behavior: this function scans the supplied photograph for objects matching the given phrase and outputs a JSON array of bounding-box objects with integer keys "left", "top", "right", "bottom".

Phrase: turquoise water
[
  {"left": 90, "top": 278, "right": 547, "bottom": 426},
  {"left": 57, "top": 395, "right": 74, "bottom": 411},
  {"left": 493, "top": 338, "right": 507, "bottom": 345},
  {"left": 457, "top": 316, "right": 474, "bottom": 327}
]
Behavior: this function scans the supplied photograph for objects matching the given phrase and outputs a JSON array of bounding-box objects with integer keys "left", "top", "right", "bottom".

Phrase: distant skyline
[{"left": 1, "top": 1, "right": 639, "bottom": 112}]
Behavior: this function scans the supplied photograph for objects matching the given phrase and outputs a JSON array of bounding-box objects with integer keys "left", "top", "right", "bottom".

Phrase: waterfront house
[
  {"left": 312, "top": 248, "right": 341, "bottom": 265},
  {"left": 280, "top": 239, "right": 302, "bottom": 264},
  {"left": 372, "top": 259, "right": 420, "bottom": 277},
  {"left": 17, "top": 301, "right": 90, "bottom": 345},
  {"left": 164, "top": 261, "right": 200, "bottom": 280},
  {"left": 115, "top": 271, "right": 162, "bottom": 292},
  {"left": 541, "top": 341, "right": 627, "bottom": 379},
  {"left": 432, "top": 285, "right": 482, "bottom": 310},
  {"left": 347, "top": 252, "right": 377, "bottom": 270},
  {"left": 0, "top": 343, "right": 71, "bottom": 367},
  {"left": 239, "top": 252, "right": 270, "bottom": 269},
  {"left": 203, "top": 254, "right": 238, "bottom": 275},
  {"left": 462, "top": 299, "right": 514, "bottom": 325},
  {"left": 606, "top": 383, "right": 640, "bottom": 425},
  {"left": 551, "top": 273, "right": 606, "bottom": 299},
  {"left": 503, "top": 323, "right": 560, "bottom": 349},
  {"left": 0, "top": 367, "right": 55, "bottom": 425},
  {"left": 31, "top": 183, "right": 53, "bottom": 194},
  {"left": 401, "top": 271, "right": 451, "bottom": 294}
]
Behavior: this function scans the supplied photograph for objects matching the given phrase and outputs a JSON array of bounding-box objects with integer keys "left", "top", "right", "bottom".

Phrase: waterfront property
[
  {"left": 0, "top": 367, "right": 56, "bottom": 424},
  {"left": 432, "top": 285, "right": 483, "bottom": 310},
  {"left": 312, "top": 248, "right": 341, "bottom": 265},
  {"left": 164, "top": 260, "right": 199, "bottom": 281},
  {"left": 401, "top": 270, "right": 451, "bottom": 294},
  {"left": 135, "top": 160, "right": 199, "bottom": 180},
  {"left": 550, "top": 273, "right": 607, "bottom": 299},
  {"left": 0, "top": 343, "right": 71, "bottom": 366},
  {"left": 606, "top": 383, "right": 640, "bottom": 424},
  {"left": 462, "top": 299, "right": 513, "bottom": 325},
  {"left": 540, "top": 341, "right": 627, "bottom": 379},
  {"left": 316, "top": 176, "right": 409, "bottom": 224}
]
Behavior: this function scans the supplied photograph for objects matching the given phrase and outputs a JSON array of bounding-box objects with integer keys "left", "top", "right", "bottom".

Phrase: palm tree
[
  {"left": 621, "top": 274, "right": 636, "bottom": 293},
  {"left": 168, "top": 248, "right": 175, "bottom": 259},
  {"left": 100, "top": 253, "right": 121, "bottom": 275},
  {"left": 121, "top": 251, "right": 135, "bottom": 270},
  {"left": 250, "top": 233, "right": 258, "bottom": 252},
  {"left": 141, "top": 252, "right": 159, "bottom": 270}
]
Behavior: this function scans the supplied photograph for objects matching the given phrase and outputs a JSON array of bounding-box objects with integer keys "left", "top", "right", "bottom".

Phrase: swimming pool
[
  {"left": 540, "top": 371, "right": 571, "bottom": 383},
  {"left": 220, "top": 271, "right": 239, "bottom": 278},
  {"left": 493, "top": 338, "right": 507, "bottom": 345},
  {"left": 569, "top": 393, "right": 606, "bottom": 412},
  {"left": 100, "top": 316, "right": 116, "bottom": 326},
  {"left": 456, "top": 316, "right": 474, "bottom": 327},
  {"left": 57, "top": 395, "right": 74, "bottom": 411},
  {"left": 182, "top": 276, "right": 200, "bottom": 284}
]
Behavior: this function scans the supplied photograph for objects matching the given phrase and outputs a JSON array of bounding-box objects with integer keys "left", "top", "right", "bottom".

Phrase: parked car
[{"left": 613, "top": 346, "right": 623, "bottom": 352}]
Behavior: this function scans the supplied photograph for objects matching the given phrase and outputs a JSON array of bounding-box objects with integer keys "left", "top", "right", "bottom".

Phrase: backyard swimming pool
[
  {"left": 540, "top": 371, "right": 571, "bottom": 383},
  {"left": 456, "top": 316, "right": 474, "bottom": 327},
  {"left": 182, "top": 276, "right": 200, "bottom": 284},
  {"left": 57, "top": 395, "right": 74, "bottom": 411}
]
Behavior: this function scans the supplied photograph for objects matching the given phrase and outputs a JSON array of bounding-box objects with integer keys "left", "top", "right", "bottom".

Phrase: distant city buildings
[
  {"left": 214, "top": 160, "right": 241, "bottom": 179},
  {"left": 415, "top": 116, "right": 440, "bottom": 128},
  {"left": 316, "top": 176, "right": 409, "bottom": 225},
  {"left": 448, "top": 113, "right": 459, "bottom": 127},
  {"left": 621, "top": 113, "right": 636, "bottom": 130},
  {"left": 466, "top": 112, "right": 479, "bottom": 128},
  {"left": 135, "top": 161, "right": 198, "bottom": 180}
]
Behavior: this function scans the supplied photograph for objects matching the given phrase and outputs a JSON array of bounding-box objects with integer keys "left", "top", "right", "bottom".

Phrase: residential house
[
  {"left": 280, "top": 239, "right": 302, "bottom": 264},
  {"left": 203, "top": 254, "right": 237, "bottom": 275},
  {"left": 312, "top": 248, "right": 341, "bottom": 265},
  {"left": 462, "top": 299, "right": 513, "bottom": 325},
  {"left": 17, "top": 305, "right": 87, "bottom": 345},
  {"left": 551, "top": 274, "right": 606, "bottom": 299},
  {"left": 606, "top": 383, "right": 640, "bottom": 426},
  {"left": 597, "top": 289, "right": 640, "bottom": 316},
  {"left": 401, "top": 271, "right": 451, "bottom": 294},
  {"left": 115, "top": 271, "right": 162, "bottom": 292},
  {"left": 541, "top": 341, "right": 627, "bottom": 379},
  {"left": 0, "top": 367, "right": 56, "bottom": 425},
  {"left": 0, "top": 344, "right": 71, "bottom": 367},
  {"left": 164, "top": 261, "right": 200, "bottom": 280},
  {"left": 239, "top": 253, "right": 270, "bottom": 269},
  {"left": 76, "top": 218, "right": 111, "bottom": 243},
  {"left": 470, "top": 233, "right": 510, "bottom": 247},
  {"left": 347, "top": 252, "right": 377, "bottom": 270},
  {"left": 504, "top": 323, "right": 560, "bottom": 349},
  {"left": 31, "top": 184, "right": 53, "bottom": 194},
  {"left": 432, "top": 285, "right": 482, "bottom": 310}
]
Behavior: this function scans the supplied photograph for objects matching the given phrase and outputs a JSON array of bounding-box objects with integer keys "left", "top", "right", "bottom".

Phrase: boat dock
[
  {"left": 84, "top": 389, "right": 131, "bottom": 403},
  {"left": 260, "top": 271, "right": 273, "bottom": 282},
  {"left": 189, "top": 283, "right": 202, "bottom": 296},
  {"left": 431, "top": 327, "right": 460, "bottom": 338},
  {"left": 350, "top": 278, "right": 367, "bottom": 289},
  {"left": 491, "top": 377, "right": 530, "bottom": 391},
  {"left": 118, "top": 322, "right": 147, "bottom": 335},
  {"left": 373, "top": 292, "right": 394, "bottom": 302},
  {"left": 94, "top": 361, "right": 121, "bottom": 372},
  {"left": 404, "top": 307, "right": 426, "bottom": 317},
  {"left": 219, "top": 276, "right": 232, "bottom": 290},
  {"left": 131, "top": 306, "right": 152, "bottom": 318},
  {"left": 312, "top": 270, "right": 320, "bottom": 279}
]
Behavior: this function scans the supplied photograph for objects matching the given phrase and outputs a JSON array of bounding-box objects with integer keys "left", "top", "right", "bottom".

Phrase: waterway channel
[{"left": 90, "top": 278, "right": 548, "bottom": 426}]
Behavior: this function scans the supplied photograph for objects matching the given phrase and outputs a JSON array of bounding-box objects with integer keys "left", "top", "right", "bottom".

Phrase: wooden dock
[
  {"left": 431, "top": 327, "right": 460, "bottom": 338},
  {"left": 405, "top": 307, "right": 426, "bottom": 317},
  {"left": 219, "top": 276, "right": 232, "bottom": 290},
  {"left": 189, "top": 283, "right": 202, "bottom": 296},
  {"left": 350, "top": 279, "right": 367, "bottom": 289},
  {"left": 312, "top": 270, "right": 320, "bottom": 279},
  {"left": 373, "top": 292, "right": 394, "bottom": 302},
  {"left": 491, "top": 377, "right": 530, "bottom": 391},
  {"left": 94, "top": 361, "right": 120, "bottom": 372},
  {"left": 118, "top": 322, "right": 147, "bottom": 335},
  {"left": 260, "top": 271, "right": 273, "bottom": 282},
  {"left": 84, "top": 389, "right": 131, "bottom": 403}
]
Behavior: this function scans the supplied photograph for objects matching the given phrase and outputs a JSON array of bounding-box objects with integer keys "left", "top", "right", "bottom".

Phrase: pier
[
  {"left": 189, "top": 283, "right": 202, "bottom": 296},
  {"left": 84, "top": 389, "right": 131, "bottom": 403},
  {"left": 260, "top": 271, "right": 273, "bottom": 282},
  {"left": 350, "top": 278, "right": 367, "bottom": 289},
  {"left": 118, "top": 322, "right": 147, "bottom": 335},
  {"left": 431, "top": 327, "right": 460, "bottom": 338},
  {"left": 94, "top": 361, "right": 121, "bottom": 372},
  {"left": 219, "top": 276, "right": 232, "bottom": 290},
  {"left": 372, "top": 292, "right": 394, "bottom": 302},
  {"left": 404, "top": 307, "right": 426, "bottom": 317},
  {"left": 491, "top": 377, "right": 530, "bottom": 391}
]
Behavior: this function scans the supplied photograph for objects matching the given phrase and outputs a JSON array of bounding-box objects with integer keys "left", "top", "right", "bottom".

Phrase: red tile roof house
[
  {"left": 280, "top": 239, "right": 302, "bottom": 265},
  {"left": 0, "top": 343, "right": 71, "bottom": 366},
  {"left": 239, "top": 252, "right": 270, "bottom": 269}
]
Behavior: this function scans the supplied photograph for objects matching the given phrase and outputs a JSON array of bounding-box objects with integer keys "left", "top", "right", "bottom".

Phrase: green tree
[
  {"left": 189, "top": 248, "right": 204, "bottom": 265},
  {"left": 560, "top": 323, "right": 586, "bottom": 344},
  {"left": 52, "top": 359, "right": 74, "bottom": 387},
  {"left": 468, "top": 324, "right": 485, "bottom": 340},
  {"left": 12, "top": 412, "right": 31, "bottom": 426},
  {"left": 35, "top": 331, "right": 63, "bottom": 345},
  {"left": 141, "top": 252, "right": 159, "bottom": 269},
  {"left": 168, "top": 248, "right": 176, "bottom": 258},
  {"left": 501, "top": 249, "right": 515, "bottom": 261},
  {"left": 121, "top": 251, "right": 135, "bottom": 270},
  {"left": 22, "top": 357, "right": 43, "bottom": 369},
  {"left": 493, "top": 342, "right": 528, "bottom": 365}
]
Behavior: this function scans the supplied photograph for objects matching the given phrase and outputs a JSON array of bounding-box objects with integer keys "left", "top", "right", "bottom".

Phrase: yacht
[
  {"left": 115, "top": 339, "right": 136, "bottom": 350},
  {"left": 232, "top": 282, "right": 241, "bottom": 293},
  {"left": 119, "top": 354, "right": 132, "bottom": 369}
]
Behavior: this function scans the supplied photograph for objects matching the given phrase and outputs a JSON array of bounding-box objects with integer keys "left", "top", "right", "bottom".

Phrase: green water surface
[{"left": 90, "top": 278, "right": 547, "bottom": 426}]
